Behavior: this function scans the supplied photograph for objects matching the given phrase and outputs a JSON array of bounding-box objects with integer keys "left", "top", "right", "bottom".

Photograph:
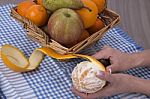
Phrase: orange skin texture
[
  {"left": 87, "top": 18, "right": 105, "bottom": 35},
  {"left": 25, "top": 5, "right": 48, "bottom": 26},
  {"left": 92, "top": 0, "right": 106, "bottom": 13},
  {"left": 76, "top": 0, "right": 98, "bottom": 29},
  {"left": 77, "top": 30, "right": 90, "bottom": 42},
  {"left": 17, "top": 0, "right": 36, "bottom": 17},
  {"left": 37, "top": 0, "right": 43, "bottom": 5}
]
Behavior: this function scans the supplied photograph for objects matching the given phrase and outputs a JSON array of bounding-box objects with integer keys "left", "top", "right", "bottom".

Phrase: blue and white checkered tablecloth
[{"left": 0, "top": 4, "right": 150, "bottom": 99}]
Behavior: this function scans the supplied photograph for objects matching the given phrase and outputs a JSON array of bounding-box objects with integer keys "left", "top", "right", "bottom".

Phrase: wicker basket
[{"left": 10, "top": 5, "right": 120, "bottom": 54}]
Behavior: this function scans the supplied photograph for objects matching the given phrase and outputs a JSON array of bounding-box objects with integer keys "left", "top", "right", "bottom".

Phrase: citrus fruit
[
  {"left": 17, "top": 0, "right": 36, "bottom": 17},
  {"left": 37, "top": 0, "right": 43, "bottom": 5},
  {"left": 87, "top": 18, "right": 105, "bottom": 34},
  {"left": 72, "top": 61, "right": 106, "bottom": 93},
  {"left": 76, "top": 0, "right": 98, "bottom": 29},
  {"left": 77, "top": 30, "right": 90, "bottom": 42},
  {"left": 25, "top": 5, "right": 48, "bottom": 26},
  {"left": 92, "top": 0, "right": 106, "bottom": 13}
]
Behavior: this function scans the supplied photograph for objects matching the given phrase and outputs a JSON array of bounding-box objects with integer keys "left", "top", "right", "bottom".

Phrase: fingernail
[
  {"left": 106, "top": 67, "right": 112, "bottom": 74},
  {"left": 108, "top": 68, "right": 112, "bottom": 74},
  {"left": 97, "top": 70, "right": 104, "bottom": 76}
]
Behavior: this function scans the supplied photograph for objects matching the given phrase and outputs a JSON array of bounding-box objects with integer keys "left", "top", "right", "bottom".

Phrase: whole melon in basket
[
  {"left": 48, "top": 8, "right": 84, "bottom": 47},
  {"left": 71, "top": 61, "right": 106, "bottom": 93}
]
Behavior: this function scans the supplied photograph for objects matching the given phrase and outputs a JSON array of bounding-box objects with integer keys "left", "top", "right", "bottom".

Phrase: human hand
[
  {"left": 92, "top": 45, "right": 136, "bottom": 72},
  {"left": 72, "top": 71, "right": 138, "bottom": 99}
]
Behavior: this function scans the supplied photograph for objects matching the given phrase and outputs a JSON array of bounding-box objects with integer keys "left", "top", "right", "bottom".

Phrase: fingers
[
  {"left": 103, "top": 45, "right": 110, "bottom": 49},
  {"left": 71, "top": 87, "right": 94, "bottom": 99},
  {"left": 72, "top": 83, "right": 114, "bottom": 99},
  {"left": 96, "top": 71, "right": 112, "bottom": 82},
  {"left": 71, "top": 86, "right": 110, "bottom": 99},
  {"left": 92, "top": 45, "right": 112, "bottom": 59},
  {"left": 106, "top": 65, "right": 120, "bottom": 73}
]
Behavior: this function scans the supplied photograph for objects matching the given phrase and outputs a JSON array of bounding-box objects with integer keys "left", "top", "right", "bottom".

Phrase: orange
[
  {"left": 17, "top": 0, "right": 36, "bottom": 17},
  {"left": 25, "top": 5, "right": 48, "bottom": 26},
  {"left": 77, "top": 30, "right": 90, "bottom": 42},
  {"left": 87, "top": 18, "right": 105, "bottom": 35},
  {"left": 91, "top": 0, "right": 106, "bottom": 13},
  {"left": 76, "top": 0, "right": 98, "bottom": 29},
  {"left": 37, "top": 0, "right": 43, "bottom": 5}
]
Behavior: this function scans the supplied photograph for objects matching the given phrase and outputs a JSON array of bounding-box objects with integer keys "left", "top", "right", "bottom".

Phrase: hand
[
  {"left": 72, "top": 71, "right": 139, "bottom": 99},
  {"left": 92, "top": 45, "right": 136, "bottom": 72}
]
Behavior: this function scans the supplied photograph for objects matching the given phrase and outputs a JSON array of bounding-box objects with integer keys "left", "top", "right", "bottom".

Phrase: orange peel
[
  {"left": 0, "top": 44, "right": 105, "bottom": 72},
  {"left": 0, "top": 44, "right": 44, "bottom": 72}
]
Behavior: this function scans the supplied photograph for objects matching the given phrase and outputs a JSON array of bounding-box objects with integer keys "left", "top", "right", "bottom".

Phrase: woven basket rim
[{"left": 10, "top": 5, "right": 120, "bottom": 54}]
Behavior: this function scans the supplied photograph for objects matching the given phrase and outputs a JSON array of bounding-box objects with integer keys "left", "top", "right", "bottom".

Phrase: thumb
[{"left": 96, "top": 71, "right": 112, "bottom": 82}]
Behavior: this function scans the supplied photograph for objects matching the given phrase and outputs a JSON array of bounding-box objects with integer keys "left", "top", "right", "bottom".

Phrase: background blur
[{"left": 1, "top": 0, "right": 150, "bottom": 49}]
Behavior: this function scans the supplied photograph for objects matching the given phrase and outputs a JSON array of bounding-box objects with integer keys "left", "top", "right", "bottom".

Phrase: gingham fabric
[{"left": 0, "top": 4, "right": 150, "bottom": 99}]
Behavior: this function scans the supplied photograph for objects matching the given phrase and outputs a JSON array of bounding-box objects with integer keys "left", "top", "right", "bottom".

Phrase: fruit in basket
[
  {"left": 41, "top": 25, "right": 48, "bottom": 33},
  {"left": 77, "top": 30, "right": 90, "bottom": 42},
  {"left": 17, "top": 0, "right": 36, "bottom": 17},
  {"left": 92, "top": 0, "right": 106, "bottom": 13},
  {"left": 37, "top": 0, "right": 43, "bottom": 5},
  {"left": 76, "top": 0, "right": 98, "bottom": 29},
  {"left": 48, "top": 8, "right": 83, "bottom": 47},
  {"left": 43, "top": 0, "right": 85, "bottom": 12},
  {"left": 71, "top": 61, "right": 106, "bottom": 93},
  {"left": 25, "top": 5, "right": 48, "bottom": 26},
  {"left": 87, "top": 18, "right": 105, "bottom": 35}
]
